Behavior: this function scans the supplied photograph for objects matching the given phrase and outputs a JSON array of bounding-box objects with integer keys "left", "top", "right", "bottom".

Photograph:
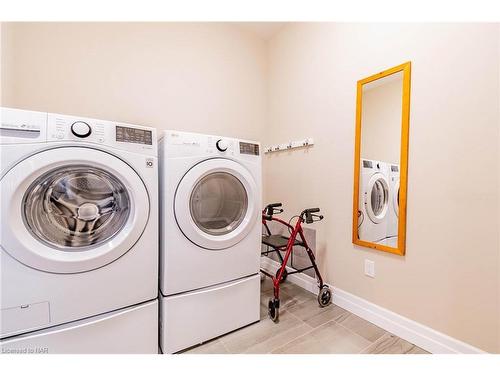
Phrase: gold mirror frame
[{"left": 352, "top": 62, "right": 411, "bottom": 256}]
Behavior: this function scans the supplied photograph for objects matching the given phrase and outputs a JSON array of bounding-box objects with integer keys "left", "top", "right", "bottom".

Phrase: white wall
[
  {"left": 265, "top": 23, "right": 499, "bottom": 353},
  {"left": 0, "top": 22, "right": 267, "bottom": 141}
]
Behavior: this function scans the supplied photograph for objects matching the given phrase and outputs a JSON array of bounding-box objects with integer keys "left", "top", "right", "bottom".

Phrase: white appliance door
[
  {"left": 0, "top": 147, "right": 149, "bottom": 273},
  {"left": 364, "top": 172, "right": 390, "bottom": 224},
  {"left": 174, "top": 158, "right": 258, "bottom": 250}
]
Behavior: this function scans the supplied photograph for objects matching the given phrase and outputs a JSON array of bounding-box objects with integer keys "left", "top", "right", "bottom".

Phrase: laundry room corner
[
  {"left": 263, "top": 23, "right": 500, "bottom": 353},
  {"left": 1, "top": 8, "right": 500, "bottom": 364}
]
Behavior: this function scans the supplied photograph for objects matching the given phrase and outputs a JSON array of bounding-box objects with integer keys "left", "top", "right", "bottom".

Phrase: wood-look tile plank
[
  {"left": 272, "top": 321, "right": 371, "bottom": 354},
  {"left": 361, "top": 333, "right": 426, "bottom": 354},
  {"left": 334, "top": 312, "right": 386, "bottom": 342},
  {"left": 220, "top": 309, "right": 303, "bottom": 354},
  {"left": 243, "top": 323, "right": 312, "bottom": 354},
  {"left": 182, "top": 339, "right": 228, "bottom": 354},
  {"left": 260, "top": 276, "right": 274, "bottom": 292},
  {"left": 407, "top": 346, "right": 430, "bottom": 354},
  {"left": 288, "top": 300, "right": 348, "bottom": 328},
  {"left": 279, "top": 282, "right": 316, "bottom": 308}
]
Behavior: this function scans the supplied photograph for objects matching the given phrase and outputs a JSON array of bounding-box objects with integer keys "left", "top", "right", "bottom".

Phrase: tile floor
[{"left": 183, "top": 277, "right": 429, "bottom": 354}]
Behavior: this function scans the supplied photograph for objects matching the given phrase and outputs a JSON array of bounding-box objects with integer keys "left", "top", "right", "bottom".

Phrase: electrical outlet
[{"left": 364, "top": 259, "right": 375, "bottom": 278}]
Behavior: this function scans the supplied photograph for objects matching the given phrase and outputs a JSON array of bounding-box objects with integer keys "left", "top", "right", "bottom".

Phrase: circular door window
[
  {"left": 174, "top": 158, "right": 259, "bottom": 250},
  {"left": 189, "top": 172, "right": 248, "bottom": 236},
  {"left": 1, "top": 147, "right": 150, "bottom": 274},
  {"left": 365, "top": 173, "right": 389, "bottom": 224},
  {"left": 23, "top": 166, "right": 130, "bottom": 250}
]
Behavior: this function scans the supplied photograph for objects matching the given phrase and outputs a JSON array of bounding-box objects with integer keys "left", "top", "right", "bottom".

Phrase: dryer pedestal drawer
[
  {"left": 160, "top": 274, "right": 260, "bottom": 354},
  {"left": 0, "top": 300, "right": 158, "bottom": 354}
]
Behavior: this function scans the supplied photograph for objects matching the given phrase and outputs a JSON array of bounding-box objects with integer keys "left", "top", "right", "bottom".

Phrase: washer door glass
[
  {"left": 365, "top": 173, "right": 389, "bottom": 224},
  {"left": 371, "top": 179, "right": 388, "bottom": 217},
  {"left": 23, "top": 166, "right": 130, "bottom": 250},
  {"left": 189, "top": 172, "right": 248, "bottom": 236}
]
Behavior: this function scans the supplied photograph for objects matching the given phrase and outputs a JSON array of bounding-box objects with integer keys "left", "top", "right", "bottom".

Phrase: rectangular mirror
[{"left": 352, "top": 62, "right": 411, "bottom": 256}]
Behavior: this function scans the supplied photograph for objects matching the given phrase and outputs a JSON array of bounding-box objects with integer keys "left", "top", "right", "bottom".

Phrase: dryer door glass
[
  {"left": 23, "top": 166, "right": 130, "bottom": 250},
  {"left": 189, "top": 172, "right": 248, "bottom": 236}
]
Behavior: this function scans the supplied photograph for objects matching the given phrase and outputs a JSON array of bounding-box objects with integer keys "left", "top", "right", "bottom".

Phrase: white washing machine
[
  {"left": 159, "top": 130, "right": 261, "bottom": 353},
  {"left": 386, "top": 163, "right": 400, "bottom": 247},
  {"left": 358, "top": 159, "right": 390, "bottom": 244},
  {"left": 0, "top": 108, "right": 158, "bottom": 353}
]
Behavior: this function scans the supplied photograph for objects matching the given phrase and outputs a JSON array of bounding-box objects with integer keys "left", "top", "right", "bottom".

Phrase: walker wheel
[
  {"left": 268, "top": 298, "right": 280, "bottom": 322},
  {"left": 318, "top": 285, "right": 332, "bottom": 307},
  {"left": 275, "top": 268, "right": 288, "bottom": 283}
]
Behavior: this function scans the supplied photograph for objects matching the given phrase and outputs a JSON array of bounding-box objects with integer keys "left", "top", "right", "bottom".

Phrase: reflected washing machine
[
  {"left": 386, "top": 163, "right": 400, "bottom": 247},
  {"left": 159, "top": 130, "right": 261, "bottom": 353},
  {"left": 358, "top": 159, "right": 390, "bottom": 243},
  {"left": 0, "top": 107, "right": 158, "bottom": 353}
]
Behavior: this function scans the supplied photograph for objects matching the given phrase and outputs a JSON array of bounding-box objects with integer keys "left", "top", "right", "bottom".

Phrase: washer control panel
[{"left": 47, "top": 113, "right": 157, "bottom": 156}]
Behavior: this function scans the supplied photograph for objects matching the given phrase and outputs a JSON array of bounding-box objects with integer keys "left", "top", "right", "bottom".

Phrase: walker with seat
[{"left": 260, "top": 203, "right": 332, "bottom": 322}]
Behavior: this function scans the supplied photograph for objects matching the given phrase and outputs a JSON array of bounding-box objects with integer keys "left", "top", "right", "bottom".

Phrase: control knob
[
  {"left": 216, "top": 139, "right": 228, "bottom": 152},
  {"left": 71, "top": 121, "right": 92, "bottom": 138}
]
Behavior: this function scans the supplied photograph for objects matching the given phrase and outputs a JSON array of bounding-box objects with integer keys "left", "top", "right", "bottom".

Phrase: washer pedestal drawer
[
  {"left": 0, "top": 300, "right": 158, "bottom": 354},
  {"left": 160, "top": 274, "right": 260, "bottom": 354}
]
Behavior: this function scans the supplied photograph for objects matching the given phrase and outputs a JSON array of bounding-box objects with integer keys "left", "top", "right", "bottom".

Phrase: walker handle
[
  {"left": 265, "top": 203, "right": 283, "bottom": 217},
  {"left": 267, "top": 203, "right": 282, "bottom": 209},
  {"left": 301, "top": 207, "right": 320, "bottom": 217},
  {"left": 302, "top": 208, "right": 322, "bottom": 224}
]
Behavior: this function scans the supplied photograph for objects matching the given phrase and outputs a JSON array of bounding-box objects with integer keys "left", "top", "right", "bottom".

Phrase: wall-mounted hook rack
[{"left": 264, "top": 137, "right": 314, "bottom": 154}]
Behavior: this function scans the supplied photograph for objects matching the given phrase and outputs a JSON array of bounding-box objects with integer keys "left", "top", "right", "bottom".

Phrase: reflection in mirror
[
  {"left": 359, "top": 71, "right": 402, "bottom": 248},
  {"left": 353, "top": 62, "right": 410, "bottom": 256}
]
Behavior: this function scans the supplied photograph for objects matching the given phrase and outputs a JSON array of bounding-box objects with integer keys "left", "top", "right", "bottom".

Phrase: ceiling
[{"left": 234, "top": 22, "right": 287, "bottom": 41}]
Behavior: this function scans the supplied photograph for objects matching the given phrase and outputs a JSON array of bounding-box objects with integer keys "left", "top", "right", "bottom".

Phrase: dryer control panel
[{"left": 163, "top": 130, "right": 260, "bottom": 161}]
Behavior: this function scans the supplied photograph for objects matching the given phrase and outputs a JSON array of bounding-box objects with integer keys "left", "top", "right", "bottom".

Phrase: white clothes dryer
[
  {"left": 386, "top": 163, "right": 400, "bottom": 243},
  {"left": 159, "top": 130, "right": 261, "bottom": 353},
  {"left": 0, "top": 108, "right": 158, "bottom": 352}
]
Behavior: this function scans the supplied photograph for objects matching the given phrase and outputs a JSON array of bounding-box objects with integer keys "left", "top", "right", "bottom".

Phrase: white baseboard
[{"left": 260, "top": 257, "right": 486, "bottom": 354}]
